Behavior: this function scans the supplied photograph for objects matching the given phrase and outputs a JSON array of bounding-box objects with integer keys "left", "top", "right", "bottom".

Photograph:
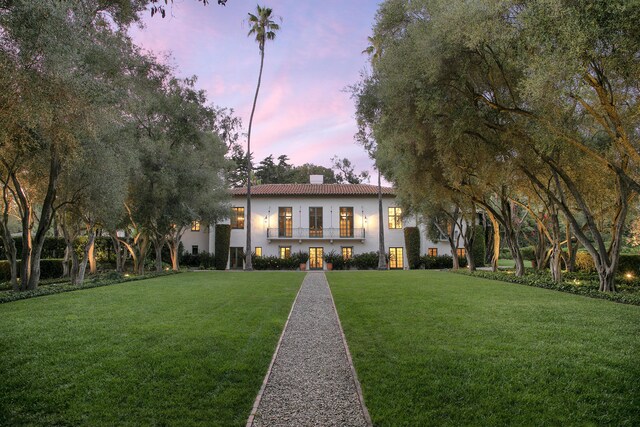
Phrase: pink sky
[{"left": 129, "top": 1, "right": 380, "bottom": 181}]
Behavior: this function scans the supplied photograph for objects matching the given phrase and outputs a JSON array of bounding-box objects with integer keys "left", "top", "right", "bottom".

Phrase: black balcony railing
[{"left": 267, "top": 228, "right": 365, "bottom": 239}]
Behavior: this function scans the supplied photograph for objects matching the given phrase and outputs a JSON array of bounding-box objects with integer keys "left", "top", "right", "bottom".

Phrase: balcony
[{"left": 267, "top": 228, "right": 365, "bottom": 241}]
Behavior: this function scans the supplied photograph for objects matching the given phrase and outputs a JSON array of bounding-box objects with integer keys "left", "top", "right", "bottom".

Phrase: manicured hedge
[
  {"left": 0, "top": 271, "right": 180, "bottom": 304},
  {"left": 471, "top": 225, "right": 486, "bottom": 267},
  {"left": 180, "top": 251, "right": 215, "bottom": 269},
  {"left": 453, "top": 269, "right": 640, "bottom": 306},
  {"left": 404, "top": 227, "right": 421, "bottom": 269},
  {"left": 251, "top": 255, "right": 299, "bottom": 270},
  {"left": 0, "top": 259, "right": 64, "bottom": 282},
  {"left": 352, "top": 252, "right": 381, "bottom": 270},
  {"left": 419, "top": 255, "right": 468, "bottom": 269},
  {"left": 214, "top": 224, "right": 231, "bottom": 270}
]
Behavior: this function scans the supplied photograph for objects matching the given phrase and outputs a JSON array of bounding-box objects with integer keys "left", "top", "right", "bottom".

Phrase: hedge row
[
  {"left": 419, "top": 255, "right": 468, "bottom": 269},
  {"left": 180, "top": 251, "right": 215, "bottom": 269},
  {"left": 0, "top": 259, "right": 64, "bottom": 282},
  {"left": 453, "top": 269, "right": 640, "bottom": 306},
  {"left": 0, "top": 271, "right": 180, "bottom": 304}
]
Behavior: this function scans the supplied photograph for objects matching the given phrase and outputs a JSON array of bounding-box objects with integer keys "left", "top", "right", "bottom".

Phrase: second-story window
[
  {"left": 339, "top": 207, "right": 354, "bottom": 237},
  {"left": 231, "top": 207, "right": 245, "bottom": 229},
  {"left": 309, "top": 207, "right": 323, "bottom": 237},
  {"left": 388, "top": 207, "right": 403, "bottom": 229},
  {"left": 278, "top": 207, "right": 292, "bottom": 237},
  {"left": 191, "top": 221, "right": 201, "bottom": 232}
]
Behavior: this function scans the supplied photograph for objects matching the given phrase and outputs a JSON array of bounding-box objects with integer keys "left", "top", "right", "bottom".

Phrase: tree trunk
[
  {"left": 109, "top": 233, "right": 123, "bottom": 273},
  {"left": 88, "top": 239, "right": 97, "bottom": 274},
  {"left": 77, "top": 231, "right": 96, "bottom": 285},
  {"left": 245, "top": 41, "right": 267, "bottom": 272},
  {"left": 154, "top": 238, "right": 164, "bottom": 272},
  {"left": 377, "top": 170, "right": 386, "bottom": 269},
  {"left": 486, "top": 210, "right": 501, "bottom": 272},
  {"left": 169, "top": 241, "right": 180, "bottom": 271},
  {"left": 62, "top": 245, "right": 70, "bottom": 278}
]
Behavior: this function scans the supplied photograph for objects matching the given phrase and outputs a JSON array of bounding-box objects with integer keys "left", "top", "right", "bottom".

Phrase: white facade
[{"left": 181, "top": 181, "right": 463, "bottom": 269}]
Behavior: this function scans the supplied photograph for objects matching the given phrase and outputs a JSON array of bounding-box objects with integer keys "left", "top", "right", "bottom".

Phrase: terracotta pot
[
  {"left": 326, "top": 263, "right": 333, "bottom": 271},
  {"left": 300, "top": 263, "right": 307, "bottom": 271}
]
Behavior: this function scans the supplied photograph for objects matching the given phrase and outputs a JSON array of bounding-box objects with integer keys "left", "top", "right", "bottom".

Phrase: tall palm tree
[
  {"left": 363, "top": 35, "right": 387, "bottom": 270},
  {"left": 244, "top": 5, "right": 279, "bottom": 271}
]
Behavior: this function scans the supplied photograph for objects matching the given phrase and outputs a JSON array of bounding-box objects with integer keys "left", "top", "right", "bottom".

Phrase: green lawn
[
  {"left": 0, "top": 272, "right": 302, "bottom": 426},
  {"left": 328, "top": 271, "right": 640, "bottom": 426}
]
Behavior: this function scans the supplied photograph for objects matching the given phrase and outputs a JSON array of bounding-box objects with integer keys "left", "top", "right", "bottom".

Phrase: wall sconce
[
  {"left": 364, "top": 216, "right": 368, "bottom": 225},
  {"left": 264, "top": 215, "right": 268, "bottom": 225}
]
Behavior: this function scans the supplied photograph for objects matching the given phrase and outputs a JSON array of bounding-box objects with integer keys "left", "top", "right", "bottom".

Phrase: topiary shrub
[
  {"left": 214, "top": 224, "right": 231, "bottom": 270},
  {"left": 575, "top": 251, "right": 595, "bottom": 272},
  {"left": 419, "top": 255, "right": 468, "bottom": 269},
  {"left": 404, "top": 227, "right": 421, "bottom": 269},
  {"left": 472, "top": 225, "right": 486, "bottom": 267}
]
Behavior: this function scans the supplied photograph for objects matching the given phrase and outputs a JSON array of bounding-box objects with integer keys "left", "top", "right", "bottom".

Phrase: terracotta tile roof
[{"left": 229, "top": 184, "right": 396, "bottom": 197}]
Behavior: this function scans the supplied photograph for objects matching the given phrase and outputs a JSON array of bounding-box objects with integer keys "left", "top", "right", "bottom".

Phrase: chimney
[{"left": 309, "top": 175, "right": 324, "bottom": 184}]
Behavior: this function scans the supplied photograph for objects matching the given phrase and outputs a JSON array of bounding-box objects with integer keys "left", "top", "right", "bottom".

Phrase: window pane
[
  {"left": 339, "top": 207, "right": 354, "bottom": 237},
  {"left": 255, "top": 247, "right": 262, "bottom": 257},
  {"left": 279, "top": 207, "right": 292, "bottom": 237},
  {"left": 231, "top": 207, "right": 244, "bottom": 229},
  {"left": 191, "top": 221, "right": 200, "bottom": 231}
]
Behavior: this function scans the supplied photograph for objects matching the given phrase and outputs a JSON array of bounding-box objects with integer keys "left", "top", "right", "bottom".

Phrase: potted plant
[
  {"left": 294, "top": 250, "right": 309, "bottom": 271},
  {"left": 324, "top": 250, "right": 340, "bottom": 271}
]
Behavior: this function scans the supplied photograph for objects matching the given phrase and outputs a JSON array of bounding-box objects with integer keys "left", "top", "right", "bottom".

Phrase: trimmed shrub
[
  {"left": 214, "top": 224, "right": 231, "bottom": 270},
  {"left": 616, "top": 254, "right": 640, "bottom": 276},
  {"left": 180, "top": 251, "right": 215, "bottom": 269},
  {"left": 251, "top": 255, "right": 298, "bottom": 270},
  {"left": 352, "top": 252, "right": 380, "bottom": 270},
  {"left": 471, "top": 225, "right": 486, "bottom": 267},
  {"left": 519, "top": 246, "right": 536, "bottom": 261},
  {"left": 575, "top": 251, "right": 596, "bottom": 272},
  {"left": 0, "top": 259, "right": 64, "bottom": 282},
  {"left": 404, "top": 227, "right": 421, "bottom": 269},
  {"left": 419, "top": 255, "right": 468, "bottom": 269}
]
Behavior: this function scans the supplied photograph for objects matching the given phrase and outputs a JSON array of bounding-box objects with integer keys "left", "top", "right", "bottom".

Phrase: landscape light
[{"left": 625, "top": 272, "right": 633, "bottom": 280}]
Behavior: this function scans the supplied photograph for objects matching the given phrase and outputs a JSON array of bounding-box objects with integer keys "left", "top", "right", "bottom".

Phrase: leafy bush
[
  {"left": 214, "top": 224, "right": 231, "bottom": 270},
  {"left": 292, "top": 250, "right": 309, "bottom": 264},
  {"left": 575, "top": 251, "right": 595, "bottom": 272},
  {"left": 404, "top": 227, "right": 421, "bottom": 269},
  {"left": 323, "top": 250, "right": 342, "bottom": 265}
]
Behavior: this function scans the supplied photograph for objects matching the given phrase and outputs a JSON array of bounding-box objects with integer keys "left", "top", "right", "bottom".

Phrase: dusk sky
[{"left": 130, "top": 1, "right": 381, "bottom": 181}]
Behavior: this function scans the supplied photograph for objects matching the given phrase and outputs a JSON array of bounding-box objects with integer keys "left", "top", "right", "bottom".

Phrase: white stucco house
[{"left": 181, "top": 175, "right": 463, "bottom": 269}]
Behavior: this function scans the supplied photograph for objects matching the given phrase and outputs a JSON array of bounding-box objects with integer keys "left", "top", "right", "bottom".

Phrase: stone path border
[{"left": 247, "top": 272, "right": 372, "bottom": 427}]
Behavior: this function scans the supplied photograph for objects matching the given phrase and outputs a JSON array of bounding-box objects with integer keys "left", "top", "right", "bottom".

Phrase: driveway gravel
[{"left": 248, "top": 272, "right": 370, "bottom": 427}]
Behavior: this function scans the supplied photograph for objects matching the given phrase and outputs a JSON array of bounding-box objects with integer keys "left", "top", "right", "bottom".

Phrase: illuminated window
[
  {"left": 279, "top": 246, "right": 291, "bottom": 259},
  {"left": 428, "top": 248, "right": 438, "bottom": 257},
  {"left": 278, "top": 207, "right": 292, "bottom": 237},
  {"left": 388, "top": 207, "right": 403, "bottom": 229},
  {"left": 339, "top": 207, "right": 354, "bottom": 237},
  {"left": 342, "top": 247, "right": 353, "bottom": 260},
  {"left": 255, "top": 247, "right": 262, "bottom": 257},
  {"left": 457, "top": 248, "right": 466, "bottom": 258},
  {"left": 309, "top": 207, "right": 323, "bottom": 237},
  {"left": 231, "top": 207, "right": 245, "bottom": 229},
  {"left": 191, "top": 221, "right": 201, "bottom": 232},
  {"left": 389, "top": 247, "right": 404, "bottom": 269}
]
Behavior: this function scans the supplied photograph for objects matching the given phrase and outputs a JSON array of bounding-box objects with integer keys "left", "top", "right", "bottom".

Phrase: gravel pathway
[{"left": 248, "top": 272, "right": 371, "bottom": 427}]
